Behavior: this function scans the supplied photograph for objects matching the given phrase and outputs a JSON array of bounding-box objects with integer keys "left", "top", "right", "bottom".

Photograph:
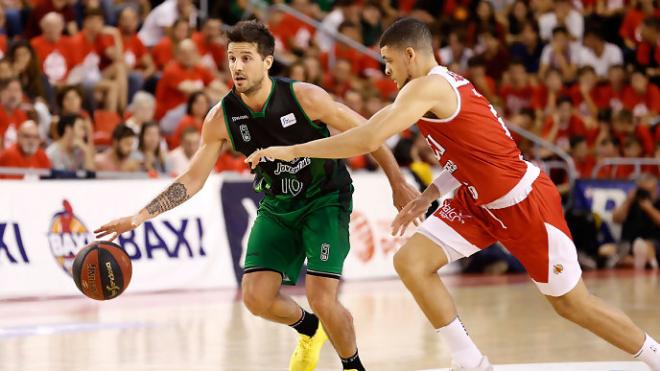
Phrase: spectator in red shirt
[
  {"left": 636, "top": 17, "right": 660, "bottom": 85},
  {"left": 593, "top": 136, "right": 620, "bottom": 179},
  {"left": 499, "top": 59, "right": 537, "bottom": 116},
  {"left": 616, "top": 136, "right": 645, "bottom": 179},
  {"left": 619, "top": 0, "right": 660, "bottom": 51},
  {"left": 0, "top": 78, "right": 29, "bottom": 150},
  {"left": 622, "top": 69, "right": 660, "bottom": 124},
  {"left": 467, "top": 56, "right": 498, "bottom": 105},
  {"left": 320, "top": 22, "right": 380, "bottom": 77},
  {"left": 169, "top": 91, "right": 210, "bottom": 148},
  {"left": 0, "top": 120, "right": 51, "bottom": 179},
  {"left": 25, "top": 0, "right": 77, "bottom": 39},
  {"left": 476, "top": 27, "right": 510, "bottom": 81},
  {"left": 151, "top": 18, "right": 191, "bottom": 71},
  {"left": 542, "top": 96, "right": 597, "bottom": 151},
  {"left": 118, "top": 7, "right": 156, "bottom": 102},
  {"left": 611, "top": 109, "right": 655, "bottom": 156},
  {"left": 570, "top": 135, "right": 597, "bottom": 178},
  {"left": 192, "top": 18, "right": 227, "bottom": 74},
  {"left": 155, "top": 39, "right": 217, "bottom": 133},
  {"left": 68, "top": 8, "right": 127, "bottom": 112},
  {"left": 598, "top": 64, "right": 627, "bottom": 113},
  {"left": 30, "top": 12, "right": 74, "bottom": 87},
  {"left": 532, "top": 67, "right": 568, "bottom": 116},
  {"left": 323, "top": 58, "right": 354, "bottom": 98},
  {"left": 570, "top": 66, "right": 602, "bottom": 119}
]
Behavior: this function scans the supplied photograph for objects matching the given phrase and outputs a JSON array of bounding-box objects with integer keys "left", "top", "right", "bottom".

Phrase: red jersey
[{"left": 416, "top": 66, "right": 529, "bottom": 206}]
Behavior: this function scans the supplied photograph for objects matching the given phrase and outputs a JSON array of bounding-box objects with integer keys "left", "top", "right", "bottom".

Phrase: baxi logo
[{"left": 47, "top": 200, "right": 94, "bottom": 276}]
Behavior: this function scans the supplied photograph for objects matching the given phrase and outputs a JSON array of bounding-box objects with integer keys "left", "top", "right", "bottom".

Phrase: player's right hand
[
  {"left": 391, "top": 197, "right": 431, "bottom": 237},
  {"left": 94, "top": 215, "right": 141, "bottom": 242}
]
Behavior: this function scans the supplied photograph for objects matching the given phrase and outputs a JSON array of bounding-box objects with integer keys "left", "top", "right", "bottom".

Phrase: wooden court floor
[{"left": 0, "top": 270, "right": 658, "bottom": 371}]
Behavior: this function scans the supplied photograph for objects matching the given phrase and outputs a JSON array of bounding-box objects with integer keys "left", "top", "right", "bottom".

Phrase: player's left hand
[
  {"left": 245, "top": 146, "right": 296, "bottom": 169},
  {"left": 391, "top": 196, "right": 431, "bottom": 237},
  {"left": 392, "top": 182, "right": 421, "bottom": 211}
]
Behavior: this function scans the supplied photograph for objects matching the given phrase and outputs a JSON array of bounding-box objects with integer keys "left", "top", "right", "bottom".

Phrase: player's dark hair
[
  {"left": 57, "top": 114, "right": 80, "bottom": 137},
  {"left": 379, "top": 17, "right": 433, "bottom": 53},
  {"left": 226, "top": 20, "right": 275, "bottom": 58},
  {"left": 112, "top": 123, "right": 136, "bottom": 142}
]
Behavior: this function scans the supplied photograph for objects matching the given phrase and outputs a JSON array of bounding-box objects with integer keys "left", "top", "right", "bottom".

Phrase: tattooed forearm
[{"left": 145, "top": 183, "right": 190, "bottom": 215}]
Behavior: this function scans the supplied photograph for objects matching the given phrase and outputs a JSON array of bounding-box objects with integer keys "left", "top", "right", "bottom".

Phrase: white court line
[
  {"left": 420, "top": 361, "right": 650, "bottom": 371},
  {"left": 0, "top": 321, "right": 166, "bottom": 337}
]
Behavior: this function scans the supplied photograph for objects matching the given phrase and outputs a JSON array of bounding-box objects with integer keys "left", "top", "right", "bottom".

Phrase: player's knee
[
  {"left": 394, "top": 247, "right": 429, "bottom": 280},
  {"left": 550, "top": 294, "right": 589, "bottom": 322},
  {"left": 306, "top": 291, "right": 338, "bottom": 318},
  {"left": 242, "top": 284, "right": 273, "bottom": 317}
]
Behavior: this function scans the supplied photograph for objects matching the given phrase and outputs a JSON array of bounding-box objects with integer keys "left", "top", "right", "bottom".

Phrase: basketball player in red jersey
[{"left": 247, "top": 18, "right": 660, "bottom": 371}]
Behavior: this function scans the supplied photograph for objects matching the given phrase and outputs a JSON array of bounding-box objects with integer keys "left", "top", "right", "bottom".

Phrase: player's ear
[
  {"left": 405, "top": 47, "right": 415, "bottom": 62},
  {"left": 264, "top": 55, "right": 274, "bottom": 70}
]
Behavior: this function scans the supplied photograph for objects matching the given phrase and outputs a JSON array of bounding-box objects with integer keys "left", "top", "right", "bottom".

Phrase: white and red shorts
[{"left": 418, "top": 165, "right": 582, "bottom": 297}]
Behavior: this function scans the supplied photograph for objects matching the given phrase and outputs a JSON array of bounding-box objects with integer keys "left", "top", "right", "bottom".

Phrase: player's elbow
[{"left": 362, "top": 136, "right": 382, "bottom": 154}]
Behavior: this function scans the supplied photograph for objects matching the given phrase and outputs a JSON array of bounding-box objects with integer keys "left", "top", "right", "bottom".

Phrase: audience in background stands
[{"left": 0, "top": 0, "right": 656, "bottom": 272}]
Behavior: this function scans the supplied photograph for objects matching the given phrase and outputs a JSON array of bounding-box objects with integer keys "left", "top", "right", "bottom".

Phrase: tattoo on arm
[{"left": 145, "top": 183, "right": 190, "bottom": 215}]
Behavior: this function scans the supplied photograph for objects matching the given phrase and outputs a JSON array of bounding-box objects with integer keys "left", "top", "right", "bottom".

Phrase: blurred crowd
[
  {"left": 0, "top": 0, "right": 658, "bottom": 180},
  {"left": 0, "top": 0, "right": 658, "bottom": 270}
]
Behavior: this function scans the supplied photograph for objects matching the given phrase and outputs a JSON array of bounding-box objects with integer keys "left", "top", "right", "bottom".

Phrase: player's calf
[{"left": 546, "top": 279, "right": 660, "bottom": 370}]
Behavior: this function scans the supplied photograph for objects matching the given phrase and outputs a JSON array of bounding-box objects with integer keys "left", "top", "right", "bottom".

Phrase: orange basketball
[{"left": 72, "top": 241, "right": 132, "bottom": 301}]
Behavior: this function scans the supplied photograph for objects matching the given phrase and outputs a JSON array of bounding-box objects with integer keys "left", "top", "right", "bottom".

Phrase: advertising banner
[{"left": 0, "top": 175, "right": 236, "bottom": 299}]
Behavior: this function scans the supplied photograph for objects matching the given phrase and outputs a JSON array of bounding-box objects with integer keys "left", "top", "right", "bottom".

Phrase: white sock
[
  {"left": 635, "top": 334, "right": 660, "bottom": 371},
  {"left": 436, "top": 317, "right": 484, "bottom": 368}
]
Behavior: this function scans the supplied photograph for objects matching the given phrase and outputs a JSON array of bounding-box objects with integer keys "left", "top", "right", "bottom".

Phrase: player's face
[
  {"left": 228, "top": 42, "right": 273, "bottom": 95},
  {"left": 381, "top": 46, "right": 411, "bottom": 90}
]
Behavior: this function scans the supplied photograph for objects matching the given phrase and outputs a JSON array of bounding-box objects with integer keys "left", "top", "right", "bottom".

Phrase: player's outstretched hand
[
  {"left": 245, "top": 146, "right": 296, "bottom": 169},
  {"left": 94, "top": 215, "right": 141, "bottom": 242},
  {"left": 391, "top": 197, "right": 431, "bottom": 237}
]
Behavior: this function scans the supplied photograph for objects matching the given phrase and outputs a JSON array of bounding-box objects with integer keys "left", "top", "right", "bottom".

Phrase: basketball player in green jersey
[{"left": 95, "top": 20, "right": 418, "bottom": 371}]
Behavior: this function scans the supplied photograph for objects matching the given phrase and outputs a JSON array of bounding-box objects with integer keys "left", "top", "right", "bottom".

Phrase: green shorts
[{"left": 243, "top": 188, "right": 353, "bottom": 285}]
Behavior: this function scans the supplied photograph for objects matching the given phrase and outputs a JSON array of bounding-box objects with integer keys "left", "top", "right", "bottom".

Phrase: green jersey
[{"left": 222, "top": 77, "right": 352, "bottom": 206}]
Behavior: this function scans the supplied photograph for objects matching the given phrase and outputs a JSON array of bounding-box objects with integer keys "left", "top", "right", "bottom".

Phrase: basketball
[{"left": 72, "top": 241, "right": 132, "bottom": 301}]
